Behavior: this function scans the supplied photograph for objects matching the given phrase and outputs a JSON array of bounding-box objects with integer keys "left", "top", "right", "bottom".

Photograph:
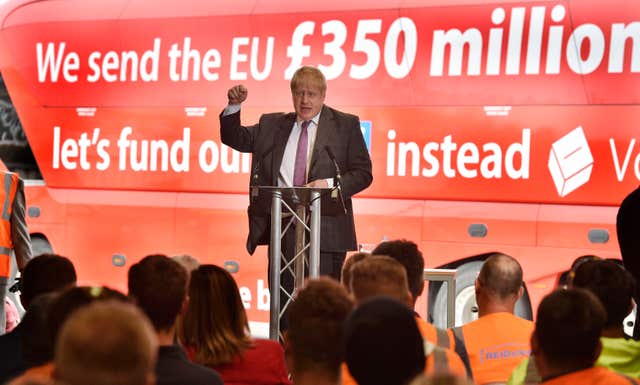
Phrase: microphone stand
[{"left": 325, "top": 146, "right": 348, "bottom": 215}]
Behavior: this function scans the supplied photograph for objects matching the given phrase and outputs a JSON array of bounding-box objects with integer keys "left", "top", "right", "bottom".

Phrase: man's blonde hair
[
  {"left": 290, "top": 66, "right": 327, "bottom": 95},
  {"left": 55, "top": 301, "right": 157, "bottom": 385},
  {"left": 350, "top": 255, "right": 410, "bottom": 303}
]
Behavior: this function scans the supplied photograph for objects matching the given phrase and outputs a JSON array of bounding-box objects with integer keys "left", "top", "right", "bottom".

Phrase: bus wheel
[
  {"left": 430, "top": 260, "right": 533, "bottom": 329},
  {"left": 31, "top": 236, "right": 53, "bottom": 256}
]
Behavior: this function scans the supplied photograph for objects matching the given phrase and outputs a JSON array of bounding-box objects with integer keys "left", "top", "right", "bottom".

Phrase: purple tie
[{"left": 293, "top": 120, "right": 310, "bottom": 186}]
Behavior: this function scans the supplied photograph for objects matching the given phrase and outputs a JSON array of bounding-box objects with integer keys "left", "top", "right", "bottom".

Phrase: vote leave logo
[{"left": 548, "top": 126, "right": 594, "bottom": 197}]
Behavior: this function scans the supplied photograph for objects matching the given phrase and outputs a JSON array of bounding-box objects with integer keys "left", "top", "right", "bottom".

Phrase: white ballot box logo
[{"left": 548, "top": 126, "right": 594, "bottom": 197}]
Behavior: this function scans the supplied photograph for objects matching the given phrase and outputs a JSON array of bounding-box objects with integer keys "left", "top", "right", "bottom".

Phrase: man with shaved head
[{"left": 447, "top": 253, "right": 534, "bottom": 384}]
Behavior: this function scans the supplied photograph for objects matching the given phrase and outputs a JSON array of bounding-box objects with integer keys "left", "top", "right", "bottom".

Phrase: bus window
[{"left": 0, "top": 73, "right": 41, "bottom": 179}]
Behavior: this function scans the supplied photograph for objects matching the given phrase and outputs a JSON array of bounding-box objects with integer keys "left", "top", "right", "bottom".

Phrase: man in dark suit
[{"left": 220, "top": 66, "right": 372, "bottom": 290}]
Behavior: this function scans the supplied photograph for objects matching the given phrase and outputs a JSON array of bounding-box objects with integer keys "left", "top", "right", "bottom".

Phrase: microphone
[
  {"left": 324, "top": 145, "right": 341, "bottom": 180},
  {"left": 325, "top": 145, "right": 347, "bottom": 214},
  {"left": 251, "top": 143, "right": 276, "bottom": 202}
]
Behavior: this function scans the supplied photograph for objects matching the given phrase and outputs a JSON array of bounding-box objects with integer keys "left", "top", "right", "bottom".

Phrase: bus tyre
[
  {"left": 431, "top": 260, "right": 533, "bottom": 329},
  {"left": 31, "top": 236, "right": 53, "bottom": 256}
]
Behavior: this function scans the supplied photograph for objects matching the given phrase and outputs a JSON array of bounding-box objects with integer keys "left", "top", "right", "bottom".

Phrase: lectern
[{"left": 255, "top": 185, "right": 343, "bottom": 340}]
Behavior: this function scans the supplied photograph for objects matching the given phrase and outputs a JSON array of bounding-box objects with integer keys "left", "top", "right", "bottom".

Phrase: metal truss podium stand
[{"left": 256, "top": 186, "right": 338, "bottom": 340}]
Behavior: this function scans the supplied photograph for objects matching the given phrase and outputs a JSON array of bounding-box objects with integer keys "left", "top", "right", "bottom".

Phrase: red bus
[{"left": 0, "top": 0, "right": 636, "bottom": 333}]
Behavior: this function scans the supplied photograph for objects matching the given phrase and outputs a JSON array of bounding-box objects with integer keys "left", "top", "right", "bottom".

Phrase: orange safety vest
[
  {"left": 414, "top": 316, "right": 467, "bottom": 377},
  {"left": 415, "top": 316, "right": 454, "bottom": 348},
  {"left": 0, "top": 171, "right": 18, "bottom": 278},
  {"left": 447, "top": 312, "right": 534, "bottom": 385},
  {"left": 341, "top": 342, "right": 464, "bottom": 385},
  {"left": 341, "top": 317, "right": 467, "bottom": 385}
]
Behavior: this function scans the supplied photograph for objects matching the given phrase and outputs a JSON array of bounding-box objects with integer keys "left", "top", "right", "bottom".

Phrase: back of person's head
[
  {"left": 179, "top": 264, "right": 251, "bottom": 367},
  {"left": 341, "top": 252, "right": 369, "bottom": 292},
  {"left": 560, "top": 254, "right": 601, "bottom": 287},
  {"left": 345, "top": 297, "right": 425, "bottom": 385},
  {"left": 571, "top": 259, "right": 635, "bottom": 328},
  {"left": 46, "top": 286, "right": 131, "bottom": 364},
  {"left": 128, "top": 254, "right": 188, "bottom": 332},
  {"left": 371, "top": 240, "right": 425, "bottom": 301},
  {"left": 21, "top": 254, "right": 76, "bottom": 309},
  {"left": 287, "top": 278, "right": 354, "bottom": 382},
  {"left": 171, "top": 254, "right": 200, "bottom": 273},
  {"left": 19, "top": 293, "right": 58, "bottom": 367},
  {"left": 54, "top": 301, "right": 157, "bottom": 385},
  {"left": 350, "top": 255, "right": 411, "bottom": 305},
  {"left": 617, "top": 187, "right": 640, "bottom": 261},
  {"left": 534, "top": 288, "right": 606, "bottom": 368},
  {"left": 477, "top": 253, "right": 523, "bottom": 300}
]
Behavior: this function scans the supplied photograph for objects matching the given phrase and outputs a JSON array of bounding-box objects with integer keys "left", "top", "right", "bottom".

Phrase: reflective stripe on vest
[
  {"left": 436, "top": 327, "right": 450, "bottom": 349},
  {"left": 524, "top": 356, "right": 541, "bottom": 384},
  {"left": 0, "top": 172, "right": 18, "bottom": 278},
  {"left": 424, "top": 340, "right": 450, "bottom": 374},
  {"left": 1, "top": 173, "right": 17, "bottom": 221},
  {"left": 452, "top": 326, "right": 474, "bottom": 380}
]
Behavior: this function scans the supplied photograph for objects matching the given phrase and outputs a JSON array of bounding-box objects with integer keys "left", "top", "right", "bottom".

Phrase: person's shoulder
[
  {"left": 181, "top": 363, "right": 223, "bottom": 385},
  {"left": 544, "top": 366, "right": 640, "bottom": 385},
  {"left": 482, "top": 312, "right": 533, "bottom": 331},
  {"left": 156, "top": 346, "right": 223, "bottom": 385},
  {"left": 0, "top": 325, "right": 21, "bottom": 346},
  {"left": 261, "top": 111, "right": 292, "bottom": 121},
  {"left": 323, "top": 105, "right": 359, "bottom": 122},
  {"left": 252, "top": 338, "right": 284, "bottom": 351},
  {"left": 1, "top": 170, "right": 21, "bottom": 183},
  {"left": 509, "top": 313, "right": 534, "bottom": 327},
  {"left": 258, "top": 112, "right": 295, "bottom": 129}
]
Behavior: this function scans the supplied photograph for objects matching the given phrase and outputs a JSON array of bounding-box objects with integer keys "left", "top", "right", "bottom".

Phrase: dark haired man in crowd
[
  {"left": 509, "top": 259, "right": 640, "bottom": 384},
  {"left": 128, "top": 254, "right": 223, "bottom": 385},
  {"left": 286, "top": 277, "right": 354, "bottom": 385},
  {"left": 345, "top": 297, "right": 426, "bottom": 385},
  {"left": 348, "top": 256, "right": 466, "bottom": 379},
  {"left": 532, "top": 289, "right": 638, "bottom": 384},
  {"left": 371, "top": 240, "right": 450, "bottom": 344},
  {"left": 0, "top": 254, "right": 76, "bottom": 383}
]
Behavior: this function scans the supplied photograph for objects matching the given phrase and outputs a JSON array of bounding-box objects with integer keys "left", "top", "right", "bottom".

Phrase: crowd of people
[
  {"left": 0, "top": 234, "right": 638, "bottom": 385},
  {"left": 0, "top": 182, "right": 638, "bottom": 385}
]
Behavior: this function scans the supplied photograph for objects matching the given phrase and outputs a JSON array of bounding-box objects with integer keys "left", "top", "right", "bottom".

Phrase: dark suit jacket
[{"left": 220, "top": 105, "right": 372, "bottom": 254}]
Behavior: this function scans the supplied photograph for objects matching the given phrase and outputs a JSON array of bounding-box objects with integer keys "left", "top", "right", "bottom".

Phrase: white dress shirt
[{"left": 223, "top": 105, "right": 332, "bottom": 187}]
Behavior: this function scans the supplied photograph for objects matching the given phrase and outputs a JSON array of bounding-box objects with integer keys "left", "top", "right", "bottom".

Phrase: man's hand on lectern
[{"left": 305, "top": 179, "right": 329, "bottom": 188}]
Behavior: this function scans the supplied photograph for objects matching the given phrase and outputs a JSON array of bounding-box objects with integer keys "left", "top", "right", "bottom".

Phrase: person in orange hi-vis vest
[
  {"left": 0, "top": 169, "right": 32, "bottom": 334},
  {"left": 371, "top": 240, "right": 454, "bottom": 349},
  {"left": 446, "top": 253, "right": 534, "bottom": 384},
  {"left": 341, "top": 255, "right": 467, "bottom": 385},
  {"left": 533, "top": 288, "right": 639, "bottom": 385}
]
